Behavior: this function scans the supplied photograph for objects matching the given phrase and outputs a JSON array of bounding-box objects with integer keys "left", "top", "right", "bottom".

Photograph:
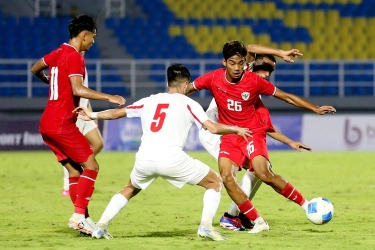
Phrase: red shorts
[
  {"left": 219, "top": 132, "right": 269, "bottom": 170},
  {"left": 41, "top": 130, "right": 93, "bottom": 163}
]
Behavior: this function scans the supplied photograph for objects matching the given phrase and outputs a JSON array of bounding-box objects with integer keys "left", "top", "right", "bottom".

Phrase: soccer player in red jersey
[
  {"left": 189, "top": 41, "right": 336, "bottom": 233},
  {"left": 31, "top": 14, "right": 125, "bottom": 235},
  {"left": 199, "top": 53, "right": 312, "bottom": 231}
]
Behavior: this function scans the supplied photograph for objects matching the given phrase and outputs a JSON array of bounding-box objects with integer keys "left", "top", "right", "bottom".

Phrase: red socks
[
  {"left": 238, "top": 200, "right": 260, "bottom": 221},
  {"left": 281, "top": 182, "right": 306, "bottom": 206},
  {"left": 68, "top": 177, "right": 79, "bottom": 204},
  {"left": 74, "top": 169, "right": 98, "bottom": 214}
]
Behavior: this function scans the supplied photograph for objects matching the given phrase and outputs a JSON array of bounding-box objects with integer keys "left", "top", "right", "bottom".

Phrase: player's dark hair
[
  {"left": 222, "top": 40, "right": 248, "bottom": 60},
  {"left": 253, "top": 54, "right": 276, "bottom": 73},
  {"left": 69, "top": 14, "right": 97, "bottom": 39},
  {"left": 167, "top": 64, "right": 191, "bottom": 87}
]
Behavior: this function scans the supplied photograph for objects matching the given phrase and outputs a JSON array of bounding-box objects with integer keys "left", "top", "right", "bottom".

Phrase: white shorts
[
  {"left": 198, "top": 128, "right": 221, "bottom": 162},
  {"left": 130, "top": 153, "right": 210, "bottom": 190},
  {"left": 76, "top": 119, "right": 97, "bottom": 136}
]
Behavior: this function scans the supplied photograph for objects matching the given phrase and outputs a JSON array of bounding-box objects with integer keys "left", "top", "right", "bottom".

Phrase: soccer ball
[{"left": 306, "top": 197, "right": 334, "bottom": 225}]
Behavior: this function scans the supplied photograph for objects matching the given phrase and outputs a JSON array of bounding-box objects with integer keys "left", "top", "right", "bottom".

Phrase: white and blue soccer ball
[{"left": 306, "top": 197, "right": 334, "bottom": 225}]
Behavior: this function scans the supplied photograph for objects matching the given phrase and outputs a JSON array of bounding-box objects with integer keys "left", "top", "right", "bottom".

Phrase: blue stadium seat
[
  {"left": 105, "top": 18, "right": 117, "bottom": 29},
  {"left": 201, "top": 18, "right": 214, "bottom": 26},
  {"left": 216, "top": 18, "right": 227, "bottom": 26}
]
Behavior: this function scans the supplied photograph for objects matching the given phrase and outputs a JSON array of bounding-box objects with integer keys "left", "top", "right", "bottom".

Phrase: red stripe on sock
[
  {"left": 74, "top": 169, "right": 98, "bottom": 214},
  {"left": 281, "top": 182, "right": 306, "bottom": 206},
  {"left": 238, "top": 200, "right": 259, "bottom": 221}
]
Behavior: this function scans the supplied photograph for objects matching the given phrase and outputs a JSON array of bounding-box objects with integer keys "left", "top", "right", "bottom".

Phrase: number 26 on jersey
[{"left": 227, "top": 99, "right": 242, "bottom": 111}]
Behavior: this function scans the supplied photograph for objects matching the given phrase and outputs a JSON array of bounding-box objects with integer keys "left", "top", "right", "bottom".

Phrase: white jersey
[
  {"left": 126, "top": 93, "right": 209, "bottom": 160},
  {"left": 76, "top": 68, "right": 97, "bottom": 135},
  {"left": 79, "top": 68, "right": 89, "bottom": 108}
]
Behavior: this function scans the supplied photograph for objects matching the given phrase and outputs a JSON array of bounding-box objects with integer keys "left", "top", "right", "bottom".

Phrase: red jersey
[
  {"left": 40, "top": 43, "right": 85, "bottom": 134},
  {"left": 193, "top": 68, "right": 276, "bottom": 131},
  {"left": 254, "top": 97, "right": 275, "bottom": 133}
]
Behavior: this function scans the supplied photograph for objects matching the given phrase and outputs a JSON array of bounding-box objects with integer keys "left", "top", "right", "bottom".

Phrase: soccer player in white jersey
[
  {"left": 62, "top": 65, "right": 104, "bottom": 197},
  {"left": 199, "top": 53, "right": 312, "bottom": 231},
  {"left": 73, "top": 64, "right": 251, "bottom": 241}
]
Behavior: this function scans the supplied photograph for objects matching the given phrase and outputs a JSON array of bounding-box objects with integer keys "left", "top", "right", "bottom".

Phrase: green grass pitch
[{"left": 0, "top": 151, "right": 374, "bottom": 250}]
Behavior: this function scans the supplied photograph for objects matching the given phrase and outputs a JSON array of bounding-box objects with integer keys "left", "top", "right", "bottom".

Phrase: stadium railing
[{"left": 0, "top": 59, "right": 374, "bottom": 98}]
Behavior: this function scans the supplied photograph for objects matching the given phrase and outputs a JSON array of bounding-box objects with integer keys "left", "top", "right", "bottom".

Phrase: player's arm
[
  {"left": 273, "top": 88, "right": 336, "bottom": 115},
  {"left": 70, "top": 76, "right": 125, "bottom": 106},
  {"left": 267, "top": 127, "right": 311, "bottom": 151},
  {"left": 202, "top": 120, "right": 251, "bottom": 140},
  {"left": 73, "top": 106, "right": 127, "bottom": 120},
  {"left": 246, "top": 44, "right": 303, "bottom": 63},
  {"left": 31, "top": 59, "right": 49, "bottom": 84}
]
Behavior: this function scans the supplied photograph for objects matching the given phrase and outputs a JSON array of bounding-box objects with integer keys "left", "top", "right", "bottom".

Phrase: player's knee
[
  {"left": 257, "top": 171, "right": 275, "bottom": 184},
  {"left": 93, "top": 142, "right": 104, "bottom": 155},
  {"left": 82, "top": 157, "right": 99, "bottom": 171},
  {"left": 220, "top": 171, "right": 235, "bottom": 185}
]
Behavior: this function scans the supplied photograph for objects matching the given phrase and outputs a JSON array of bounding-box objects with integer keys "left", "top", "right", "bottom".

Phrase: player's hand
[
  {"left": 235, "top": 127, "right": 252, "bottom": 141},
  {"left": 109, "top": 95, "right": 126, "bottom": 106},
  {"left": 280, "top": 49, "right": 303, "bottom": 63},
  {"left": 289, "top": 141, "right": 312, "bottom": 152},
  {"left": 315, "top": 105, "right": 336, "bottom": 115},
  {"left": 72, "top": 106, "right": 92, "bottom": 121}
]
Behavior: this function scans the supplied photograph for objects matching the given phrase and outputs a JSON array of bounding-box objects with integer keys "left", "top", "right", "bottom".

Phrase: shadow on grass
[
  {"left": 303, "top": 229, "right": 334, "bottom": 233},
  {"left": 116, "top": 229, "right": 194, "bottom": 238}
]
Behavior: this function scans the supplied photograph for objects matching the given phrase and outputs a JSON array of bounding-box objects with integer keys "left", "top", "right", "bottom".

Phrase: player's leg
[
  {"left": 251, "top": 155, "right": 308, "bottom": 211},
  {"left": 92, "top": 180, "right": 142, "bottom": 239},
  {"left": 195, "top": 169, "right": 227, "bottom": 241},
  {"left": 225, "top": 170, "right": 262, "bottom": 229},
  {"left": 61, "top": 121, "right": 102, "bottom": 198},
  {"left": 234, "top": 157, "right": 263, "bottom": 229},
  {"left": 82, "top": 120, "right": 104, "bottom": 155},
  {"left": 220, "top": 136, "right": 269, "bottom": 234},
  {"left": 41, "top": 132, "right": 95, "bottom": 234},
  {"left": 57, "top": 131, "right": 97, "bottom": 235},
  {"left": 60, "top": 159, "right": 82, "bottom": 205},
  {"left": 93, "top": 160, "right": 152, "bottom": 239},
  {"left": 173, "top": 156, "right": 225, "bottom": 241},
  {"left": 218, "top": 157, "right": 268, "bottom": 233}
]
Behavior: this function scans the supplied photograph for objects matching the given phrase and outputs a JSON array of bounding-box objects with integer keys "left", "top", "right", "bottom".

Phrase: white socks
[
  {"left": 301, "top": 199, "right": 309, "bottom": 212},
  {"left": 200, "top": 189, "right": 221, "bottom": 228},
  {"left": 63, "top": 167, "right": 69, "bottom": 190},
  {"left": 97, "top": 193, "right": 129, "bottom": 227}
]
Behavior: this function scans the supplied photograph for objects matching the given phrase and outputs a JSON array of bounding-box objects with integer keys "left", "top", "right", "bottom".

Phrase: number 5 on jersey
[{"left": 150, "top": 103, "right": 169, "bottom": 132}]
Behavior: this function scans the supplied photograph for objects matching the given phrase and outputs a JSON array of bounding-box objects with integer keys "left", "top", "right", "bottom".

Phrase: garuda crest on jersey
[{"left": 241, "top": 92, "right": 250, "bottom": 100}]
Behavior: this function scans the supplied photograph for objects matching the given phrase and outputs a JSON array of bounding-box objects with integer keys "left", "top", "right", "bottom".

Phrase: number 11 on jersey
[{"left": 50, "top": 66, "right": 59, "bottom": 100}]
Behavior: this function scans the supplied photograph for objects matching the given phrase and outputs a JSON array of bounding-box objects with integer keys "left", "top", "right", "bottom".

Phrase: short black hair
[
  {"left": 222, "top": 41, "right": 247, "bottom": 60},
  {"left": 167, "top": 64, "right": 191, "bottom": 87},
  {"left": 253, "top": 54, "right": 276, "bottom": 73},
  {"left": 69, "top": 14, "right": 97, "bottom": 39}
]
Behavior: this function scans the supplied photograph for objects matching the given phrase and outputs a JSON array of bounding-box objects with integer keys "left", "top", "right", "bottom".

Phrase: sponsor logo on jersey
[
  {"left": 241, "top": 92, "right": 250, "bottom": 100},
  {"left": 219, "top": 150, "right": 230, "bottom": 155},
  {"left": 218, "top": 88, "right": 227, "bottom": 93}
]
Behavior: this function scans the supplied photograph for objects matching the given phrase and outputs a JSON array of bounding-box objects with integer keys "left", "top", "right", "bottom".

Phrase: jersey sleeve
[
  {"left": 126, "top": 97, "right": 149, "bottom": 118},
  {"left": 192, "top": 71, "right": 215, "bottom": 91},
  {"left": 43, "top": 50, "right": 57, "bottom": 67},
  {"left": 67, "top": 52, "right": 85, "bottom": 77},
  {"left": 257, "top": 75, "right": 277, "bottom": 96},
  {"left": 186, "top": 98, "right": 209, "bottom": 129}
]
